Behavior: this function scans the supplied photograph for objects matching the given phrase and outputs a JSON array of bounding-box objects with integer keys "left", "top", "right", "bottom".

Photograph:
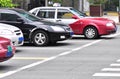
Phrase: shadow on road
[
  {"left": 71, "top": 36, "right": 116, "bottom": 40},
  {"left": 22, "top": 42, "right": 71, "bottom": 47},
  {"left": 0, "top": 65, "right": 13, "bottom": 71}
]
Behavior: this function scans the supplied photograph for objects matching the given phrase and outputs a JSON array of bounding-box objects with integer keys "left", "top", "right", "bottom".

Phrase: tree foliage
[
  {"left": 88, "top": 0, "right": 108, "bottom": 4},
  {"left": 0, "top": 0, "right": 17, "bottom": 8},
  {"left": 52, "top": 0, "right": 62, "bottom": 3}
]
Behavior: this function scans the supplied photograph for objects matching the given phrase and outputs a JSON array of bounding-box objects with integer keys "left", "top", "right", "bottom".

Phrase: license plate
[
  {"left": 19, "top": 37, "right": 24, "bottom": 42},
  {"left": 6, "top": 46, "right": 12, "bottom": 57},
  {"left": 70, "top": 32, "right": 74, "bottom": 36}
]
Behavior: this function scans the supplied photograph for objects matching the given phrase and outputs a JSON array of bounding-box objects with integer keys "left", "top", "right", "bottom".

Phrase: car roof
[
  {"left": 31, "top": 7, "right": 72, "bottom": 10},
  {"left": 0, "top": 8, "right": 25, "bottom": 13}
]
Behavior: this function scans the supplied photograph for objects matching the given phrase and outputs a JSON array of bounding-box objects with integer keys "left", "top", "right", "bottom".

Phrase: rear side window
[
  {"left": 31, "top": 9, "right": 38, "bottom": 15},
  {"left": 0, "top": 13, "right": 20, "bottom": 21},
  {"left": 57, "top": 9, "right": 74, "bottom": 19},
  {"left": 37, "top": 9, "right": 55, "bottom": 18}
]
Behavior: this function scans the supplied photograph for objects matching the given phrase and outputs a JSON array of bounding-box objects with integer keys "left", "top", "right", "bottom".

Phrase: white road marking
[
  {"left": 1, "top": 32, "right": 120, "bottom": 78},
  {"left": 93, "top": 73, "right": 120, "bottom": 77},
  {"left": 92, "top": 32, "right": 120, "bottom": 77},
  {"left": 102, "top": 68, "right": 120, "bottom": 71},
  {"left": 12, "top": 57, "right": 48, "bottom": 60},
  {"left": 110, "top": 63, "right": 120, "bottom": 66},
  {"left": 117, "top": 59, "right": 120, "bottom": 62},
  {"left": 0, "top": 40, "right": 102, "bottom": 78}
]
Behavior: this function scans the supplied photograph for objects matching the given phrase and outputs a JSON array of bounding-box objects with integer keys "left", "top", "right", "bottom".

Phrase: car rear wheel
[
  {"left": 32, "top": 30, "right": 49, "bottom": 46},
  {"left": 84, "top": 26, "right": 98, "bottom": 39}
]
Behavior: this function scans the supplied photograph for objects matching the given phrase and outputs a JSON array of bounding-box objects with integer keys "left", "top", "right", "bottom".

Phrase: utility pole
[
  {"left": 45, "top": 0, "right": 48, "bottom": 6},
  {"left": 119, "top": 0, "right": 120, "bottom": 11},
  {"left": 82, "top": 0, "right": 84, "bottom": 11},
  {"left": 72, "top": 0, "right": 74, "bottom": 7}
]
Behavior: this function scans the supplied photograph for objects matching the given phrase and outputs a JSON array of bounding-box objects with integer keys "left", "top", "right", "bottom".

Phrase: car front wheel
[
  {"left": 32, "top": 30, "right": 49, "bottom": 46},
  {"left": 84, "top": 26, "right": 99, "bottom": 39}
]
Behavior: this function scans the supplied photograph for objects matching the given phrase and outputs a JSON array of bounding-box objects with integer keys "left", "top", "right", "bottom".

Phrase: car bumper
[
  {"left": 99, "top": 25, "right": 117, "bottom": 35},
  {"left": 0, "top": 46, "right": 15, "bottom": 62},
  {"left": 0, "top": 35, "right": 24, "bottom": 46},
  {"left": 49, "top": 32, "right": 73, "bottom": 42},
  {"left": 106, "top": 25, "right": 117, "bottom": 34}
]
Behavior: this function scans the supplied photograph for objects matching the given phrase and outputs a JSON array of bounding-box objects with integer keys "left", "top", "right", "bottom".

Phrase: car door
[
  {"left": 0, "top": 13, "right": 30, "bottom": 41},
  {"left": 36, "top": 9, "right": 56, "bottom": 23},
  {"left": 56, "top": 9, "right": 78, "bottom": 25}
]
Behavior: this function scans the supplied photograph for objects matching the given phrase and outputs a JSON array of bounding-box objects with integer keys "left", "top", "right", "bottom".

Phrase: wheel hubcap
[
  {"left": 86, "top": 28, "right": 95, "bottom": 38},
  {"left": 35, "top": 33, "right": 46, "bottom": 45}
]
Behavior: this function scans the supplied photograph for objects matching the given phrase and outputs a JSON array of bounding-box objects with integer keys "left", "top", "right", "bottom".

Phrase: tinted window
[
  {"left": 14, "top": 9, "right": 40, "bottom": 21},
  {"left": 0, "top": 13, "right": 20, "bottom": 21},
  {"left": 37, "top": 9, "right": 55, "bottom": 18},
  {"left": 70, "top": 8, "right": 86, "bottom": 17},
  {"left": 57, "top": 9, "right": 74, "bottom": 19},
  {"left": 32, "top": 9, "right": 38, "bottom": 15}
]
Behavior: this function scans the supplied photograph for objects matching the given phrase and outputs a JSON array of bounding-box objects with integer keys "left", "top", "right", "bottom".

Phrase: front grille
[{"left": 14, "top": 30, "right": 21, "bottom": 35}]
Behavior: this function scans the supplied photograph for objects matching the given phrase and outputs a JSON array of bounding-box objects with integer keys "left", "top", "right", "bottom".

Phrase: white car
[
  {"left": 29, "top": 7, "right": 86, "bottom": 26},
  {"left": 0, "top": 23, "right": 24, "bottom": 46}
]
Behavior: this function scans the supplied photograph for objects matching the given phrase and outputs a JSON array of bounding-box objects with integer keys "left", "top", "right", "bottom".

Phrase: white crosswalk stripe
[
  {"left": 93, "top": 59, "right": 120, "bottom": 77},
  {"left": 110, "top": 63, "right": 120, "bottom": 66}
]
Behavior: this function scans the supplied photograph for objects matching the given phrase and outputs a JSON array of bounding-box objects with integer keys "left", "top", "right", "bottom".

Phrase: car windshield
[
  {"left": 70, "top": 8, "right": 86, "bottom": 17},
  {"left": 14, "top": 9, "right": 40, "bottom": 21}
]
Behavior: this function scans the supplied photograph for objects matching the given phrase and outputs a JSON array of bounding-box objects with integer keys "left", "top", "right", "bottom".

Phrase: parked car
[
  {"left": 0, "top": 23, "right": 24, "bottom": 46},
  {"left": 0, "top": 8, "right": 73, "bottom": 46},
  {"left": 29, "top": 7, "right": 117, "bottom": 39},
  {"left": 0, "top": 37, "right": 15, "bottom": 62}
]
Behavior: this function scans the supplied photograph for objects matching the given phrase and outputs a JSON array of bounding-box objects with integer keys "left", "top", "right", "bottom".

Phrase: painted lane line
[
  {"left": 12, "top": 57, "right": 48, "bottom": 60},
  {"left": 117, "top": 59, "right": 120, "bottom": 62},
  {"left": 110, "top": 63, "right": 120, "bottom": 66},
  {"left": 102, "top": 68, "right": 120, "bottom": 71},
  {"left": 92, "top": 32, "right": 120, "bottom": 77},
  {"left": 0, "top": 40, "right": 102, "bottom": 78},
  {"left": 0, "top": 74, "right": 3, "bottom": 76},
  {"left": 1, "top": 32, "right": 120, "bottom": 78},
  {"left": 0, "top": 56, "right": 58, "bottom": 78},
  {"left": 93, "top": 73, "right": 120, "bottom": 77},
  {"left": 59, "top": 40, "right": 101, "bottom": 56}
]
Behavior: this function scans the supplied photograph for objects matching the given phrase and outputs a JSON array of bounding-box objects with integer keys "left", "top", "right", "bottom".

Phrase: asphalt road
[{"left": 0, "top": 25, "right": 120, "bottom": 79}]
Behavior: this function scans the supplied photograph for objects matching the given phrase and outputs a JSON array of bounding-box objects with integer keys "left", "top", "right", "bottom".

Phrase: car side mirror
[
  {"left": 72, "top": 15, "right": 79, "bottom": 19},
  {"left": 17, "top": 18, "right": 24, "bottom": 23}
]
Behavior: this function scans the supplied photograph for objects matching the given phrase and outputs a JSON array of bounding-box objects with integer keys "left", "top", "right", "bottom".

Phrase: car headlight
[
  {"left": 50, "top": 26, "right": 65, "bottom": 32},
  {"left": 106, "top": 22, "right": 113, "bottom": 27},
  {"left": 0, "top": 29, "right": 13, "bottom": 35}
]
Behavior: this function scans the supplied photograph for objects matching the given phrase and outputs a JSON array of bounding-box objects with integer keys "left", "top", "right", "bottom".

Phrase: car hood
[
  {"left": 0, "top": 23, "right": 20, "bottom": 31},
  {"left": 30, "top": 20, "right": 66, "bottom": 26},
  {"left": 84, "top": 17, "right": 113, "bottom": 21}
]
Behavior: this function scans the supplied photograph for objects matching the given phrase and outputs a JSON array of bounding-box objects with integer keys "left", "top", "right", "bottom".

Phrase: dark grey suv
[{"left": 0, "top": 8, "right": 73, "bottom": 46}]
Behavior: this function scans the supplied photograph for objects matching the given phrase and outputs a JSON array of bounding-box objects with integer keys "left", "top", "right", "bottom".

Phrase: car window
[
  {"left": 31, "top": 9, "right": 38, "bottom": 15},
  {"left": 14, "top": 9, "right": 40, "bottom": 21},
  {"left": 70, "top": 8, "right": 86, "bottom": 17},
  {"left": 37, "top": 9, "right": 55, "bottom": 18},
  {"left": 57, "top": 9, "right": 74, "bottom": 19},
  {"left": 0, "top": 13, "right": 20, "bottom": 21}
]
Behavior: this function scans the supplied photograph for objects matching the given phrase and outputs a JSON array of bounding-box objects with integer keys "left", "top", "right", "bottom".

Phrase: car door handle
[{"left": 56, "top": 19, "right": 61, "bottom": 22}]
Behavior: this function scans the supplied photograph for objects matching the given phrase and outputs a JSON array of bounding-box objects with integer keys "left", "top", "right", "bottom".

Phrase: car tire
[
  {"left": 32, "top": 30, "right": 49, "bottom": 46},
  {"left": 84, "top": 26, "right": 99, "bottom": 39}
]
